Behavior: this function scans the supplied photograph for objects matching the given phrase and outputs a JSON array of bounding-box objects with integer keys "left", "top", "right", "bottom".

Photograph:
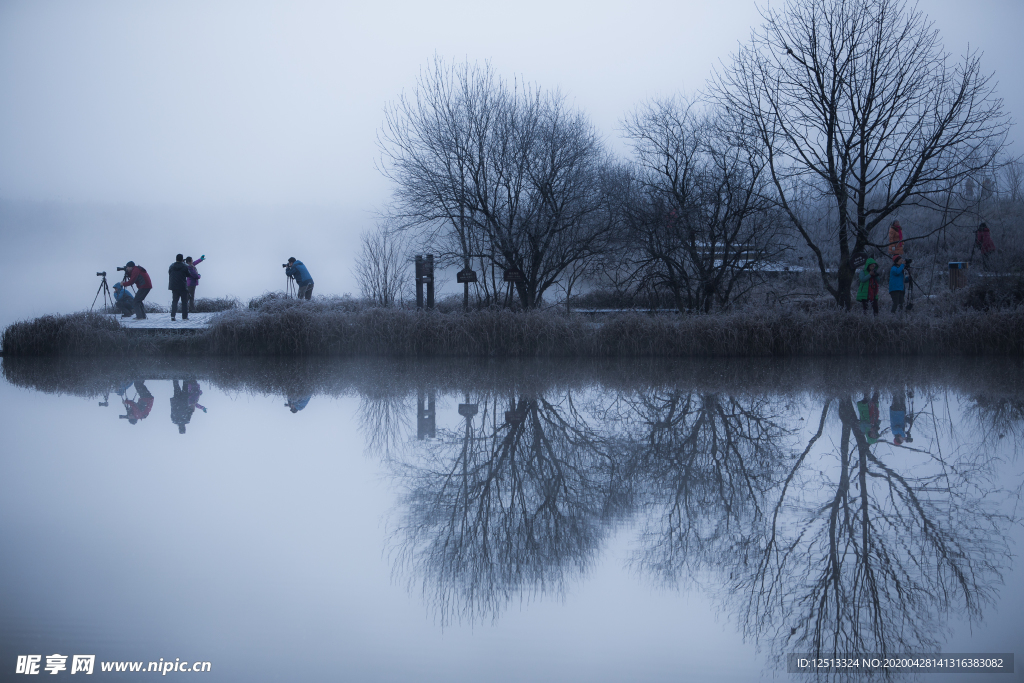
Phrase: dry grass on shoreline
[{"left": 3, "top": 300, "right": 1024, "bottom": 357}]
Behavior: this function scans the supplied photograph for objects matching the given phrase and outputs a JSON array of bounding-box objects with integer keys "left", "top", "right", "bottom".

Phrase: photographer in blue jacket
[{"left": 284, "top": 257, "right": 314, "bottom": 300}]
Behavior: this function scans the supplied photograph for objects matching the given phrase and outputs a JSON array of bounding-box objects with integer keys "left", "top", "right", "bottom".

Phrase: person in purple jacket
[{"left": 185, "top": 255, "right": 205, "bottom": 309}]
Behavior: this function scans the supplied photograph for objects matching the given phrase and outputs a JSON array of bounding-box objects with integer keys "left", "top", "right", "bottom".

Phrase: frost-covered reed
[{"left": 3, "top": 297, "right": 1024, "bottom": 357}]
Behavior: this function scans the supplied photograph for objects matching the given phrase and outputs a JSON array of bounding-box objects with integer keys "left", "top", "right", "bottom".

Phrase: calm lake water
[{"left": 2, "top": 357, "right": 1022, "bottom": 682}]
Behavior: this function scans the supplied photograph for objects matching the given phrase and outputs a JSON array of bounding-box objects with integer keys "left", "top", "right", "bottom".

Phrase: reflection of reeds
[{"left": 4, "top": 305, "right": 1024, "bottom": 356}]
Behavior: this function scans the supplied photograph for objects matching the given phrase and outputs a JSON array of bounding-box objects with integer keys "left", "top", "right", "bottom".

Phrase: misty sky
[
  {"left": 0, "top": 0, "right": 1021, "bottom": 326},
  {"left": 1, "top": 0, "right": 1021, "bottom": 207}
]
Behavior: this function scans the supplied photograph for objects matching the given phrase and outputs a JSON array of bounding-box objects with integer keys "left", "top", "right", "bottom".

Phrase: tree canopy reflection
[
  {"left": 384, "top": 390, "right": 627, "bottom": 624},
  {"left": 3, "top": 356, "right": 1020, "bottom": 672},
  {"left": 370, "top": 380, "right": 1019, "bottom": 673}
]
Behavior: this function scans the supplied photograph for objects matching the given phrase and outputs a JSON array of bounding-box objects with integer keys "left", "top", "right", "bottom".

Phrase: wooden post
[
  {"left": 417, "top": 389, "right": 436, "bottom": 440},
  {"left": 415, "top": 255, "right": 424, "bottom": 309},
  {"left": 426, "top": 254, "right": 434, "bottom": 309}
]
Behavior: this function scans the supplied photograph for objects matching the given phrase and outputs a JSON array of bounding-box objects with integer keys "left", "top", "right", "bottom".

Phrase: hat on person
[
  {"left": 113, "top": 282, "right": 123, "bottom": 290},
  {"left": 125, "top": 261, "right": 136, "bottom": 268}
]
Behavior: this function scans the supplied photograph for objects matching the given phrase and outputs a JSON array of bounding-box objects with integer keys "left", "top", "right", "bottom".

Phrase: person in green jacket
[{"left": 856, "top": 257, "right": 880, "bottom": 316}]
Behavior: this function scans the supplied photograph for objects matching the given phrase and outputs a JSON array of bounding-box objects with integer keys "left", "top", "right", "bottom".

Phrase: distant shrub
[
  {"left": 248, "top": 291, "right": 292, "bottom": 310},
  {"left": 963, "top": 276, "right": 1024, "bottom": 311},
  {"left": 2, "top": 312, "right": 144, "bottom": 355},
  {"left": 191, "top": 296, "right": 240, "bottom": 313},
  {"left": 247, "top": 292, "right": 364, "bottom": 312},
  {"left": 4, "top": 306, "right": 1024, "bottom": 357}
]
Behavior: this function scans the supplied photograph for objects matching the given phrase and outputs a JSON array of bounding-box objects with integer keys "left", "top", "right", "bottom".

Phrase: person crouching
[
  {"left": 112, "top": 281, "right": 135, "bottom": 317},
  {"left": 121, "top": 261, "right": 153, "bottom": 319}
]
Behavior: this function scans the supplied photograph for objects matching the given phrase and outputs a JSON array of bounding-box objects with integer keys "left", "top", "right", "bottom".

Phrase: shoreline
[{"left": 3, "top": 305, "right": 1024, "bottom": 357}]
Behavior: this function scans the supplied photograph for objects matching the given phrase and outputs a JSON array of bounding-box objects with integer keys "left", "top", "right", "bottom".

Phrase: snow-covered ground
[{"left": 111, "top": 312, "right": 216, "bottom": 330}]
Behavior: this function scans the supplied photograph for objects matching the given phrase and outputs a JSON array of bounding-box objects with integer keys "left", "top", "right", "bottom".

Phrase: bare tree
[
  {"left": 620, "top": 98, "right": 787, "bottom": 312},
  {"left": 355, "top": 223, "right": 407, "bottom": 307},
  {"left": 712, "top": 0, "right": 1010, "bottom": 308},
  {"left": 1001, "top": 157, "right": 1024, "bottom": 204},
  {"left": 379, "top": 58, "right": 615, "bottom": 309},
  {"left": 378, "top": 58, "right": 495, "bottom": 294}
]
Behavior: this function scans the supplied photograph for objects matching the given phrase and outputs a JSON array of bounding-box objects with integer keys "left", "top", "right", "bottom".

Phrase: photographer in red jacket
[{"left": 121, "top": 261, "right": 153, "bottom": 319}]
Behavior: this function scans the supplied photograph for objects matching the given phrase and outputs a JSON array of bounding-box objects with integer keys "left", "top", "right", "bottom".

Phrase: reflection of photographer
[
  {"left": 284, "top": 257, "right": 314, "bottom": 300},
  {"left": 888, "top": 255, "right": 910, "bottom": 314},
  {"left": 119, "top": 380, "right": 154, "bottom": 424},
  {"left": 112, "top": 282, "right": 134, "bottom": 317}
]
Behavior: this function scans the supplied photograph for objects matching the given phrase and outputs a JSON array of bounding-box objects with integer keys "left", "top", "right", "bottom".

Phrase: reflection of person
[
  {"left": 285, "top": 393, "right": 312, "bottom": 413},
  {"left": 170, "top": 379, "right": 195, "bottom": 434},
  {"left": 186, "top": 379, "right": 206, "bottom": 414},
  {"left": 285, "top": 257, "right": 314, "bottom": 300},
  {"left": 856, "top": 258, "right": 880, "bottom": 316},
  {"left": 121, "top": 261, "right": 153, "bottom": 319},
  {"left": 889, "top": 255, "right": 907, "bottom": 314},
  {"left": 168, "top": 254, "right": 191, "bottom": 321},
  {"left": 120, "top": 380, "right": 154, "bottom": 424},
  {"left": 185, "top": 255, "right": 205, "bottom": 309},
  {"left": 857, "top": 392, "right": 881, "bottom": 444},
  {"left": 112, "top": 282, "right": 134, "bottom": 317},
  {"left": 890, "top": 390, "right": 907, "bottom": 446}
]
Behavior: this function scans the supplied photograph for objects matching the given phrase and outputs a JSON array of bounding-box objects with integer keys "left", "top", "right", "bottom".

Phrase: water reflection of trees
[
  {"left": 613, "top": 390, "right": 794, "bottom": 583},
  {"left": 4, "top": 356, "right": 1021, "bottom": 667},
  {"left": 376, "top": 382, "right": 1017, "bottom": 673},
  {"left": 388, "top": 391, "right": 627, "bottom": 624},
  {"left": 719, "top": 395, "right": 1013, "bottom": 676}
]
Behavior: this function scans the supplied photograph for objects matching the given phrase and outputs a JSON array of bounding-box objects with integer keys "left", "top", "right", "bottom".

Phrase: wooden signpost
[
  {"left": 415, "top": 255, "right": 434, "bottom": 309},
  {"left": 502, "top": 266, "right": 524, "bottom": 308},
  {"left": 457, "top": 267, "right": 477, "bottom": 313},
  {"left": 503, "top": 267, "right": 524, "bottom": 282}
]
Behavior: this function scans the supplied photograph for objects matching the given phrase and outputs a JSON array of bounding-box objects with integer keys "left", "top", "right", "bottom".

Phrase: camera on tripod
[
  {"left": 91, "top": 270, "right": 113, "bottom": 311},
  {"left": 281, "top": 263, "right": 290, "bottom": 268},
  {"left": 903, "top": 258, "right": 913, "bottom": 266},
  {"left": 116, "top": 266, "right": 127, "bottom": 272}
]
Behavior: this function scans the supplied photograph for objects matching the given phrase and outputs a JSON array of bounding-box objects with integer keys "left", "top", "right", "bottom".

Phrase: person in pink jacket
[{"left": 185, "top": 255, "right": 205, "bottom": 309}]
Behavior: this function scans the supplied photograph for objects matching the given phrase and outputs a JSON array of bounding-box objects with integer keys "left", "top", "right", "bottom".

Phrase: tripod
[
  {"left": 905, "top": 267, "right": 915, "bottom": 311},
  {"left": 91, "top": 273, "right": 115, "bottom": 312},
  {"left": 286, "top": 273, "right": 297, "bottom": 297}
]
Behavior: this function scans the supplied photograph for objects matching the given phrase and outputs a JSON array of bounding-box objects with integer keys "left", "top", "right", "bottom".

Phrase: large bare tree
[
  {"left": 712, "top": 0, "right": 1010, "bottom": 307},
  {"left": 379, "top": 58, "right": 615, "bottom": 309},
  {"left": 620, "top": 98, "right": 787, "bottom": 313}
]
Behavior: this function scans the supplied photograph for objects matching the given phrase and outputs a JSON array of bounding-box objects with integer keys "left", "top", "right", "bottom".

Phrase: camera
[
  {"left": 282, "top": 263, "right": 289, "bottom": 268},
  {"left": 97, "top": 271, "right": 106, "bottom": 277},
  {"left": 116, "top": 266, "right": 127, "bottom": 272},
  {"left": 903, "top": 258, "right": 913, "bottom": 266}
]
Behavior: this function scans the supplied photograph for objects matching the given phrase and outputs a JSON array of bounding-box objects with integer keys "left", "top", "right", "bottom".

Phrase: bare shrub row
[{"left": 4, "top": 306, "right": 1024, "bottom": 357}]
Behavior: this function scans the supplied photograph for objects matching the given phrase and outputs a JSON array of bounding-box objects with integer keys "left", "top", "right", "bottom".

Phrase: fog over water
[
  {"left": 1, "top": 1, "right": 1022, "bottom": 328},
  {"left": 1, "top": 357, "right": 1022, "bottom": 681},
  {"left": 3, "top": 2, "right": 1024, "bottom": 679}
]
